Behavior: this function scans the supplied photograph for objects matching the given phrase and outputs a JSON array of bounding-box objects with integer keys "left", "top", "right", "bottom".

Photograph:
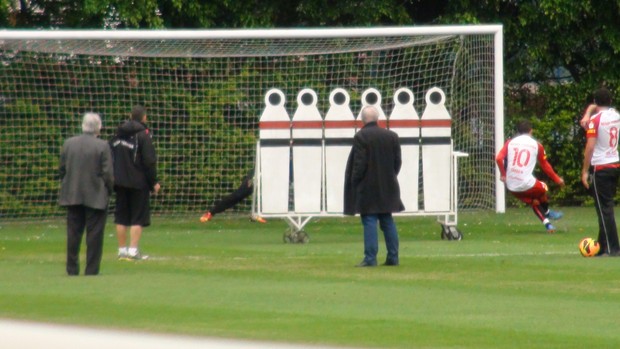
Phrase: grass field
[{"left": 1, "top": 207, "right": 620, "bottom": 348}]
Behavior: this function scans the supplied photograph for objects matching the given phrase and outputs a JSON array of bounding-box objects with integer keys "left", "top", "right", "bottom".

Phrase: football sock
[
  {"left": 128, "top": 247, "right": 138, "bottom": 256},
  {"left": 118, "top": 247, "right": 128, "bottom": 255}
]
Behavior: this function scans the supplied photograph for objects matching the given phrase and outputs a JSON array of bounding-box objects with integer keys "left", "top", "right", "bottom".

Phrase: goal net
[{"left": 0, "top": 27, "right": 503, "bottom": 219}]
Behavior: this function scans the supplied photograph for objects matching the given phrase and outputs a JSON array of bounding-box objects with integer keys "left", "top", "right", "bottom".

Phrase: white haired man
[
  {"left": 59, "top": 112, "right": 114, "bottom": 276},
  {"left": 344, "top": 106, "right": 404, "bottom": 267}
]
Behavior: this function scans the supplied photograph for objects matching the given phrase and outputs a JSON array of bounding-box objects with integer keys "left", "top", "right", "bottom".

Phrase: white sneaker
[{"left": 128, "top": 251, "right": 149, "bottom": 261}]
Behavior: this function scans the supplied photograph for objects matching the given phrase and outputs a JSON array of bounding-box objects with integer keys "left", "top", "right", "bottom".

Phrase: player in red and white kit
[
  {"left": 581, "top": 88, "right": 620, "bottom": 256},
  {"left": 496, "top": 120, "right": 565, "bottom": 232}
]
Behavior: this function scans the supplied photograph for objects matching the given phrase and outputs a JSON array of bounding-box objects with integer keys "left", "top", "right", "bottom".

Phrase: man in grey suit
[{"left": 59, "top": 112, "right": 114, "bottom": 276}]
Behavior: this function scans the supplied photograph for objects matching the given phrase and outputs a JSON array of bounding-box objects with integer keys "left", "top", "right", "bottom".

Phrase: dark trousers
[
  {"left": 361, "top": 213, "right": 399, "bottom": 264},
  {"left": 66, "top": 205, "right": 107, "bottom": 276},
  {"left": 591, "top": 168, "right": 620, "bottom": 254},
  {"left": 210, "top": 179, "right": 253, "bottom": 215}
]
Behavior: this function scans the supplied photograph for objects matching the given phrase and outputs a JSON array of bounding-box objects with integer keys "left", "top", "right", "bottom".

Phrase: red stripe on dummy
[
  {"left": 260, "top": 121, "right": 291, "bottom": 129},
  {"left": 291, "top": 121, "right": 324, "bottom": 129},
  {"left": 324, "top": 120, "right": 357, "bottom": 128},
  {"left": 389, "top": 120, "right": 421, "bottom": 128},
  {"left": 420, "top": 120, "right": 451, "bottom": 127}
]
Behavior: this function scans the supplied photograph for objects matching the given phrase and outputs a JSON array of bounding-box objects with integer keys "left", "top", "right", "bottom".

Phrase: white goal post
[{"left": 0, "top": 26, "right": 504, "bottom": 220}]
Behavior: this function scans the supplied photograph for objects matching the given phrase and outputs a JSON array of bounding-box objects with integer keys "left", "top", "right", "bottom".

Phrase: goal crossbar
[{"left": 1, "top": 25, "right": 503, "bottom": 40}]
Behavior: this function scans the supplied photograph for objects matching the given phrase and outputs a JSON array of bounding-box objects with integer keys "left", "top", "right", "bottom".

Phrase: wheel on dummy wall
[
  {"left": 283, "top": 231, "right": 294, "bottom": 243},
  {"left": 295, "top": 230, "right": 310, "bottom": 244},
  {"left": 283, "top": 230, "right": 310, "bottom": 244},
  {"left": 440, "top": 224, "right": 463, "bottom": 241}
]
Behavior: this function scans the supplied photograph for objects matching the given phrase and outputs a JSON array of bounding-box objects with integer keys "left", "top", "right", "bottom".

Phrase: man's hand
[
  {"left": 581, "top": 172, "right": 590, "bottom": 189},
  {"left": 580, "top": 104, "right": 598, "bottom": 129},
  {"left": 153, "top": 183, "right": 161, "bottom": 195}
]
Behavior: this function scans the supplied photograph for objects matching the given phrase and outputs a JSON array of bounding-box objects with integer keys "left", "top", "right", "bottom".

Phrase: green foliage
[
  {"left": 440, "top": 1, "right": 620, "bottom": 85},
  {"left": 3, "top": 0, "right": 415, "bottom": 29},
  {"left": 0, "top": 0, "right": 11, "bottom": 26}
]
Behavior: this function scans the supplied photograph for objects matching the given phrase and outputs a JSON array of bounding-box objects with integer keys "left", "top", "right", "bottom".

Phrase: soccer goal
[{"left": 0, "top": 26, "right": 504, "bottom": 220}]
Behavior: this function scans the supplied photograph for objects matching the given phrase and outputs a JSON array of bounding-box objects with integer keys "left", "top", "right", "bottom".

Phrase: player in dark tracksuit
[
  {"left": 200, "top": 168, "right": 266, "bottom": 223},
  {"left": 110, "top": 106, "right": 160, "bottom": 260}
]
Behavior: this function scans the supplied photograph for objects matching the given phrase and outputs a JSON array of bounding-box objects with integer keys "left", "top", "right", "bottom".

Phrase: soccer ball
[{"left": 578, "top": 237, "right": 600, "bottom": 257}]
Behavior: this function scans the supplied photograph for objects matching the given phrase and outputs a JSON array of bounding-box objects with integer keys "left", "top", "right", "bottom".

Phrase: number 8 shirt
[
  {"left": 586, "top": 108, "right": 620, "bottom": 167},
  {"left": 496, "top": 134, "right": 562, "bottom": 192}
]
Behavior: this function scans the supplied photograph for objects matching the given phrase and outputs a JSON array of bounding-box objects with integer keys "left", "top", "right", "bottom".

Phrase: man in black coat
[
  {"left": 59, "top": 112, "right": 114, "bottom": 276},
  {"left": 344, "top": 106, "right": 404, "bottom": 267}
]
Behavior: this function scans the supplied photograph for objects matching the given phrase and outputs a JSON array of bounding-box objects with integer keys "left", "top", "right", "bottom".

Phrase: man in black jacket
[
  {"left": 344, "top": 106, "right": 404, "bottom": 267},
  {"left": 59, "top": 112, "right": 114, "bottom": 275},
  {"left": 110, "top": 105, "right": 160, "bottom": 260}
]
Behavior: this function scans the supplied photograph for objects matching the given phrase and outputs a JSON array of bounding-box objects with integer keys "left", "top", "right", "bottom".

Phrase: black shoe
[
  {"left": 382, "top": 260, "right": 399, "bottom": 266},
  {"left": 356, "top": 260, "right": 377, "bottom": 267}
]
